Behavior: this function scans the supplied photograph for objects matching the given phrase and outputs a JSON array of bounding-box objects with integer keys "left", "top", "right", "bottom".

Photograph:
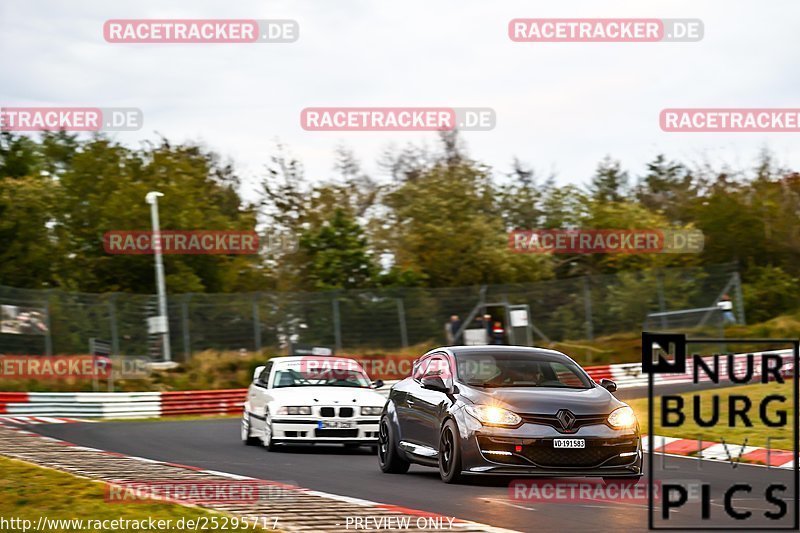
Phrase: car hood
[
  {"left": 458, "top": 384, "right": 623, "bottom": 415},
  {"left": 269, "top": 386, "right": 386, "bottom": 407}
]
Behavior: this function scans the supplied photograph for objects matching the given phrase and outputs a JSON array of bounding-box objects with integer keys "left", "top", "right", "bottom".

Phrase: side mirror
[
  {"left": 370, "top": 379, "right": 385, "bottom": 389},
  {"left": 600, "top": 378, "right": 617, "bottom": 393},
  {"left": 253, "top": 365, "right": 265, "bottom": 382},
  {"left": 421, "top": 375, "right": 450, "bottom": 393}
]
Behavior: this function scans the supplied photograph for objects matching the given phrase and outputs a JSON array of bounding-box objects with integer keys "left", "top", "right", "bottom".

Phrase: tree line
[{"left": 1, "top": 130, "right": 798, "bottom": 323}]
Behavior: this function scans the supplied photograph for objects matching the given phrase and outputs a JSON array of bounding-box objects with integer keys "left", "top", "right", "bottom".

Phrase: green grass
[
  {"left": 552, "top": 310, "right": 800, "bottom": 365},
  {"left": 0, "top": 455, "right": 261, "bottom": 532},
  {"left": 627, "top": 379, "right": 795, "bottom": 449}
]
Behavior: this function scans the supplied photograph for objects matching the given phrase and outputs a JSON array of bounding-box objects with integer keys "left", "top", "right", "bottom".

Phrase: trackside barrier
[
  {"left": 160, "top": 389, "right": 246, "bottom": 416},
  {"left": 0, "top": 392, "right": 162, "bottom": 418},
  {"left": 0, "top": 349, "right": 792, "bottom": 419},
  {"left": 604, "top": 348, "right": 793, "bottom": 388},
  {"left": 0, "top": 393, "right": 28, "bottom": 413}
]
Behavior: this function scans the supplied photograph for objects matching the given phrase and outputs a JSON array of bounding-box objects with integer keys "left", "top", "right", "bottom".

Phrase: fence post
[
  {"left": 397, "top": 298, "right": 409, "bottom": 348},
  {"left": 181, "top": 294, "right": 192, "bottom": 361},
  {"left": 44, "top": 290, "right": 53, "bottom": 356},
  {"left": 332, "top": 295, "right": 342, "bottom": 352},
  {"left": 501, "top": 294, "right": 511, "bottom": 343},
  {"left": 732, "top": 272, "right": 746, "bottom": 325},
  {"left": 108, "top": 293, "right": 119, "bottom": 355},
  {"left": 253, "top": 293, "right": 262, "bottom": 353},
  {"left": 656, "top": 271, "right": 667, "bottom": 329},
  {"left": 582, "top": 277, "right": 593, "bottom": 342}
]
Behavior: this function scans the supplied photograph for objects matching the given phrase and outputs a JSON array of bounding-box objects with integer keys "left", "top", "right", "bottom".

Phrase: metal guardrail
[
  {"left": 161, "top": 389, "right": 247, "bottom": 416},
  {"left": 605, "top": 348, "right": 793, "bottom": 388}
]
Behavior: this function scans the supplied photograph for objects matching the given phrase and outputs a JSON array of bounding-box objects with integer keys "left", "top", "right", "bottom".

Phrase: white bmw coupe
[{"left": 242, "top": 356, "right": 386, "bottom": 451}]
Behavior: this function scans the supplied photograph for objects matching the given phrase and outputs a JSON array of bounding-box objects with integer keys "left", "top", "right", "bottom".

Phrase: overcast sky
[{"left": 2, "top": 0, "right": 799, "bottom": 200}]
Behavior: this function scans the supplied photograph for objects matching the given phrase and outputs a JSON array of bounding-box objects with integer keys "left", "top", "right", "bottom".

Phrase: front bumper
[
  {"left": 270, "top": 416, "right": 380, "bottom": 443},
  {"left": 458, "top": 414, "right": 642, "bottom": 477}
]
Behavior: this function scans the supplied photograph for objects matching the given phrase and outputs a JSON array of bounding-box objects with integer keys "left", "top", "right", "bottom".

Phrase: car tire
[
  {"left": 241, "top": 413, "right": 260, "bottom": 446},
  {"left": 263, "top": 412, "right": 278, "bottom": 452},
  {"left": 378, "top": 416, "right": 410, "bottom": 474},
  {"left": 438, "top": 419, "right": 463, "bottom": 484}
]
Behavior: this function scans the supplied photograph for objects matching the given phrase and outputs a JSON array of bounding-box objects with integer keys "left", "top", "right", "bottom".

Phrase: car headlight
[
  {"left": 607, "top": 406, "right": 637, "bottom": 429},
  {"left": 465, "top": 405, "right": 521, "bottom": 427},
  {"left": 277, "top": 406, "right": 312, "bottom": 415},
  {"left": 361, "top": 406, "right": 383, "bottom": 416}
]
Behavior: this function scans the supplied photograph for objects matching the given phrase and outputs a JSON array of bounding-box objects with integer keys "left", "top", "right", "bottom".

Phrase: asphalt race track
[{"left": 34, "top": 411, "right": 797, "bottom": 532}]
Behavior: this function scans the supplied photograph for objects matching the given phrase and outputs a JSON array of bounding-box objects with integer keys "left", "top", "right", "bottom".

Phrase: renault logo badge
[{"left": 556, "top": 409, "right": 576, "bottom": 431}]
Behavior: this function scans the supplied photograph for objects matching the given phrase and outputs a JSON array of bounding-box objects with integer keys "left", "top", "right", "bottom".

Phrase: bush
[{"left": 743, "top": 266, "right": 800, "bottom": 323}]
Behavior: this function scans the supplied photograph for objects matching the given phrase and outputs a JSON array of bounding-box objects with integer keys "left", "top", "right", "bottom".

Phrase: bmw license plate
[
  {"left": 553, "top": 439, "right": 585, "bottom": 449},
  {"left": 318, "top": 420, "right": 354, "bottom": 429}
]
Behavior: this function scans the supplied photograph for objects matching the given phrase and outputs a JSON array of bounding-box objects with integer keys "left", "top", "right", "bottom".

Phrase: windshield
[
  {"left": 455, "top": 352, "right": 592, "bottom": 389},
  {"left": 272, "top": 367, "right": 372, "bottom": 388}
]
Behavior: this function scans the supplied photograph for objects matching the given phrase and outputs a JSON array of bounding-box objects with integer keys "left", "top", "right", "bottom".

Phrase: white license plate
[
  {"left": 318, "top": 421, "right": 354, "bottom": 429},
  {"left": 553, "top": 439, "right": 585, "bottom": 449}
]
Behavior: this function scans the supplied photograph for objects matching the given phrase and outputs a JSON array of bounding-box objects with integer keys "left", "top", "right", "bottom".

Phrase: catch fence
[{"left": 0, "top": 263, "right": 743, "bottom": 361}]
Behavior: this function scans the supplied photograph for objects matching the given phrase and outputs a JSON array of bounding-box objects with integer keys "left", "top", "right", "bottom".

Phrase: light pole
[{"left": 145, "top": 191, "right": 171, "bottom": 362}]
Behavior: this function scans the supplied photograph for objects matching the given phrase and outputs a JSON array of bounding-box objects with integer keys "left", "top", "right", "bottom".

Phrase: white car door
[{"left": 248, "top": 362, "right": 273, "bottom": 432}]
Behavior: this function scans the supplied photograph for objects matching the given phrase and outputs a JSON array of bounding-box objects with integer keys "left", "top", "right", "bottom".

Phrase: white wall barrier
[{"left": 607, "top": 348, "right": 793, "bottom": 389}]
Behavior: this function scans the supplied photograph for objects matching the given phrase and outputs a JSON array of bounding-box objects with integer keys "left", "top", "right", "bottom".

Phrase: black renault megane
[{"left": 378, "top": 346, "right": 642, "bottom": 483}]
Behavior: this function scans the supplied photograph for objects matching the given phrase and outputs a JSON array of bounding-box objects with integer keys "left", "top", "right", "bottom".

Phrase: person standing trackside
[
  {"left": 491, "top": 321, "right": 505, "bottom": 345},
  {"left": 445, "top": 315, "right": 462, "bottom": 344},
  {"left": 717, "top": 294, "right": 736, "bottom": 324}
]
